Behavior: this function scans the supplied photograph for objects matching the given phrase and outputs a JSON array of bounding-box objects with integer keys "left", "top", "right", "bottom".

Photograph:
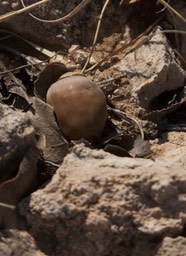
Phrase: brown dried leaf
[
  {"left": 0, "top": 60, "right": 30, "bottom": 110},
  {"left": 28, "top": 97, "right": 69, "bottom": 163},
  {"left": 34, "top": 62, "right": 67, "bottom": 101}
]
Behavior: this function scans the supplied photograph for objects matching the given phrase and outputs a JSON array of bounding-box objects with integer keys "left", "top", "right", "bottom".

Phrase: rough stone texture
[
  {"left": 156, "top": 236, "right": 186, "bottom": 256},
  {"left": 0, "top": 229, "right": 46, "bottom": 256},
  {"left": 20, "top": 143, "right": 186, "bottom": 256},
  {"left": 0, "top": 103, "right": 35, "bottom": 182},
  {"left": 0, "top": 0, "right": 132, "bottom": 50},
  {"left": 0, "top": 0, "right": 158, "bottom": 53},
  {"left": 0, "top": 1, "right": 186, "bottom": 255},
  {"left": 151, "top": 132, "right": 186, "bottom": 168},
  {"left": 0, "top": 103, "right": 39, "bottom": 229},
  {"left": 115, "top": 28, "right": 185, "bottom": 110}
]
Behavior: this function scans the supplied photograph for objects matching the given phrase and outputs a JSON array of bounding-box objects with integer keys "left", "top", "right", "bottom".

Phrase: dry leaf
[
  {"left": 34, "top": 62, "right": 67, "bottom": 101},
  {"left": 28, "top": 97, "right": 69, "bottom": 163}
]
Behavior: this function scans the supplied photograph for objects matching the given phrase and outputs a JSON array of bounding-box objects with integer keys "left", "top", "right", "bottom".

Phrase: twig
[
  {"left": 174, "top": 49, "right": 186, "bottom": 66},
  {"left": 85, "top": 25, "right": 186, "bottom": 74},
  {"left": 158, "top": 0, "right": 186, "bottom": 23},
  {"left": 0, "top": 0, "right": 50, "bottom": 22},
  {"left": 44, "top": 160, "right": 60, "bottom": 168},
  {"left": 0, "top": 60, "right": 47, "bottom": 76},
  {"left": 20, "top": 0, "right": 92, "bottom": 23},
  {"left": 96, "top": 72, "right": 128, "bottom": 87},
  {"left": 0, "top": 202, "right": 16, "bottom": 210},
  {"left": 159, "top": 29, "right": 186, "bottom": 35},
  {"left": 0, "top": 59, "right": 19, "bottom": 84},
  {"left": 108, "top": 106, "right": 144, "bottom": 140},
  {"left": 84, "top": 16, "right": 163, "bottom": 73},
  {"left": 81, "top": 0, "right": 111, "bottom": 73},
  {"left": 156, "top": 0, "right": 170, "bottom": 13}
]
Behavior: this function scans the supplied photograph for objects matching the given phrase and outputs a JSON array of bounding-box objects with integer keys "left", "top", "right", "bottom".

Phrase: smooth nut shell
[{"left": 46, "top": 75, "right": 107, "bottom": 141}]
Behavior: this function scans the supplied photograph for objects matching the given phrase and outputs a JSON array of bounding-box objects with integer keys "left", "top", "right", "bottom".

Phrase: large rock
[
  {"left": 151, "top": 131, "right": 186, "bottom": 168},
  {"left": 115, "top": 28, "right": 185, "bottom": 111},
  {"left": 156, "top": 236, "right": 186, "bottom": 256},
  {"left": 0, "top": 103, "right": 35, "bottom": 182},
  {"left": 20, "top": 143, "right": 186, "bottom": 256},
  {"left": 0, "top": 103, "right": 40, "bottom": 229},
  {"left": 0, "top": 229, "right": 46, "bottom": 256}
]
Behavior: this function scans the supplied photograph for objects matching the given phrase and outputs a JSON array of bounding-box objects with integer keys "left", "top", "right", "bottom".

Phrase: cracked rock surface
[
  {"left": 0, "top": 1, "right": 186, "bottom": 255},
  {"left": 156, "top": 236, "right": 186, "bottom": 256},
  {"left": 20, "top": 142, "right": 186, "bottom": 256},
  {"left": 0, "top": 103, "right": 35, "bottom": 182},
  {"left": 0, "top": 229, "right": 46, "bottom": 256}
]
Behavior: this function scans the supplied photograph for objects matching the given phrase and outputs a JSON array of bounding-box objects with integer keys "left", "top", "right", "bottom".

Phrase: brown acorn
[{"left": 46, "top": 75, "right": 107, "bottom": 141}]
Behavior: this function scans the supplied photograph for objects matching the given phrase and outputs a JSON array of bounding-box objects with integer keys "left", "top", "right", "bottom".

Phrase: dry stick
[
  {"left": 0, "top": 28, "right": 61, "bottom": 61},
  {"left": 83, "top": 2, "right": 185, "bottom": 73},
  {"left": 0, "top": 43, "right": 68, "bottom": 76},
  {"left": 158, "top": 0, "right": 186, "bottom": 23},
  {"left": 0, "top": 60, "right": 48, "bottom": 76},
  {"left": 94, "top": 29, "right": 186, "bottom": 85},
  {"left": 162, "top": 0, "right": 186, "bottom": 56},
  {"left": 168, "top": 7, "right": 180, "bottom": 55},
  {"left": 0, "top": 59, "right": 20, "bottom": 85},
  {"left": 84, "top": 17, "right": 162, "bottom": 73},
  {"left": 0, "top": 28, "right": 54, "bottom": 58},
  {"left": 81, "top": 0, "right": 111, "bottom": 73},
  {"left": 0, "top": 35, "right": 12, "bottom": 41},
  {"left": 0, "top": 0, "right": 50, "bottom": 22},
  {"left": 20, "top": 0, "right": 92, "bottom": 23},
  {"left": 108, "top": 106, "right": 145, "bottom": 140},
  {"left": 174, "top": 49, "right": 186, "bottom": 66},
  {"left": 44, "top": 160, "right": 60, "bottom": 168},
  {"left": 156, "top": 0, "right": 170, "bottom": 13},
  {"left": 0, "top": 202, "right": 16, "bottom": 210},
  {"left": 158, "top": 29, "right": 186, "bottom": 35},
  {"left": 84, "top": 22, "right": 186, "bottom": 73}
]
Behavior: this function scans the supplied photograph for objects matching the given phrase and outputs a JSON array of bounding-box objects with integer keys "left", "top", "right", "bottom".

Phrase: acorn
[{"left": 46, "top": 75, "right": 107, "bottom": 141}]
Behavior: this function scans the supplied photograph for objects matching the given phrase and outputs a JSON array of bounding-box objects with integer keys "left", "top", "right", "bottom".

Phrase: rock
[
  {"left": 0, "top": 103, "right": 35, "bottom": 182},
  {"left": 0, "top": 103, "right": 40, "bottom": 228},
  {"left": 151, "top": 131, "right": 186, "bottom": 168},
  {"left": 0, "top": 229, "right": 46, "bottom": 256},
  {"left": 0, "top": 0, "right": 132, "bottom": 50},
  {"left": 156, "top": 236, "right": 186, "bottom": 256},
  {"left": 115, "top": 28, "right": 185, "bottom": 111},
  {"left": 19, "top": 143, "right": 186, "bottom": 256}
]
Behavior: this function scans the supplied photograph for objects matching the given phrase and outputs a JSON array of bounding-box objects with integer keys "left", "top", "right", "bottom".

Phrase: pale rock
[
  {"left": 20, "top": 143, "right": 186, "bottom": 256},
  {"left": 156, "top": 236, "right": 186, "bottom": 256},
  {"left": 115, "top": 28, "right": 185, "bottom": 110},
  {"left": 0, "top": 229, "right": 46, "bottom": 256}
]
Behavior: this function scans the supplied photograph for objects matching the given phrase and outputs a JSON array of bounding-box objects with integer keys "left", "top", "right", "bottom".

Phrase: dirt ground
[{"left": 0, "top": 0, "right": 186, "bottom": 255}]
